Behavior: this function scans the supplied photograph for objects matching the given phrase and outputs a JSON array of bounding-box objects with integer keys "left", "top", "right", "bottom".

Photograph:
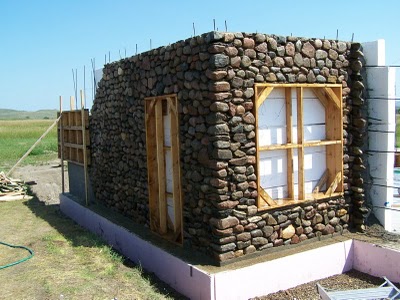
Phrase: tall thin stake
[
  {"left": 193, "top": 22, "right": 196, "bottom": 36},
  {"left": 213, "top": 19, "right": 216, "bottom": 31},
  {"left": 70, "top": 96, "right": 75, "bottom": 110},
  {"left": 80, "top": 90, "right": 89, "bottom": 207},
  {"left": 83, "top": 65, "right": 86, "bottom": 106},
  {"left": 75, "top": 69, "right": 78, "bottom": 109},
  {"left": 60, "top": 96, "right": 64, "bottom": 194}
]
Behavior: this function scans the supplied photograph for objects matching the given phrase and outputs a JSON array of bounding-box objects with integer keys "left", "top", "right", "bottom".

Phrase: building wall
[{"left": 90, "top": 31, "right": 366, "bottom": 262}]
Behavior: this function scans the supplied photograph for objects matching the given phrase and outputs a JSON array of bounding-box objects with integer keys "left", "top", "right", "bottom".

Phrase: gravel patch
[{"left": 252, "top": 269, "right": 399, "bottom": 300}]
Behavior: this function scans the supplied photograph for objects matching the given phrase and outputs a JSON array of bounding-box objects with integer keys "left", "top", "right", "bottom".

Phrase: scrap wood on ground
[{"left": 0, "top": 172, "right": 31, "bottom": 202}]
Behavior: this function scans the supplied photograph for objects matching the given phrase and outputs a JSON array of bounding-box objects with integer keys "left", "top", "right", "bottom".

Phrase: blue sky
[{"left": 1, "top": 0, "right": 399, "bottom": 111}]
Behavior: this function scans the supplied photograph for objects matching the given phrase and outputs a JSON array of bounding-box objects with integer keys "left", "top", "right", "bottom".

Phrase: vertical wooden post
[
  {"left": 70, "top": 96, "right": 75, "bottom": 110},
  {"left": 145, "top": 99, "right": 160, "bottom": 232},
  {"left": 168, "top": 97, "right": 182, "bottom": 237},
  {"left": 297, "top": 87, "right": 305, "bottom": 200},
  {"left": 285, "top": 88, "right": 294, "bottom": 198},
  {"left": 81, "top": 90, "right": 89, "bottom": 206},
  {"left": 155, "top": 100, "right": 167, "bottom": 234},
  {"left": 255, "top": 86, "right": 261, "bottom": 207},
  {"left": 60, "top": 96, "right": 65, "bottom": 194}
]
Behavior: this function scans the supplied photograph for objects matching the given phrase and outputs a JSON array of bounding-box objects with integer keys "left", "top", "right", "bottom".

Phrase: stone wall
[{"left": 90, "top": 31, "right": 366, "bottom": 263}]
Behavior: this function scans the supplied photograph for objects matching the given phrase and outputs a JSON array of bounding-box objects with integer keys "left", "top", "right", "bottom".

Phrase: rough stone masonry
[{"left": 90, "top": 31, "right": 367, "bottom": 263}]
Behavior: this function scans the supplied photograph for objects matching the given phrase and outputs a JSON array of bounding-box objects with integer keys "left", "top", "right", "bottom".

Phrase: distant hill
[{"left": 0, "top": 109, "right": 58, "bottom": 120}]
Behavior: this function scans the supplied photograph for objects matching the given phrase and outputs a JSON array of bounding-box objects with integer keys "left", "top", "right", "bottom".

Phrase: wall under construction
[{"left": 89, "top": 31, "right": 367, "bottom": 263}]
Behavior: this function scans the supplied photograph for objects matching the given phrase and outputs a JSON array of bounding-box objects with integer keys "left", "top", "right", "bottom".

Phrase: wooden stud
[
  {"left": 324, "top": 87, "right": 341, "bottom": 109},
  {"left": 311, "top": 88, "right": 328, "bottom": 108},
  {"left": 259, "top": 143, "right": 299, "bottom": 151},
  {"left": 145, "top": 98, "right": 157, "bottom": 124},
  {"left": 255, "top": 83, "right": 341, "bottom": 88},
  {"left": 155, "top": 100, "right": 167, "bottom": 234},
  {"left": 166, "top": 97, "right": 178, "bottom": 116},
  {"left": 145, "top": 100, "right": 160, "bottom": 232},
  {"left": 169, "top": 97, "right": 182, "bottom": 237},
  {"left": 313, "top": 169, "right": 328, "bottom": 194},
  {"left": 285, "top": 88, "right": 294, "bottom": 198},
  {"left": 254, "top": 84, "right": 262, "bottom": 208},
  {"left": 259, "top": 187, "right": 277, "bottom": 207},
  {"left": 303, "top": 140, "right": 341, "bottom": 147},
  {"left": 256, "top": 87, "right": 274, "bottom": 110},
  {"left": 70, "top": 96, "right": 75, "bottom": 110},
  {"left": 325, "top": 171, "right": 342, "bottom": 196},
  {"left": 81, "top": 90, "right": 89, "bottom": 206},
  {"left": 297, "top": 87, "right": 305, "bottom": 200}
]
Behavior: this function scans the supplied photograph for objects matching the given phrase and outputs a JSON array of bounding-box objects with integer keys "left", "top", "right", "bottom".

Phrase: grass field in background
[
  {"left": 0, "top": 109, "right": 58, "bottom": 120},
  {"left": 0, "top": 120, "right": 58, "bottom": 171}
]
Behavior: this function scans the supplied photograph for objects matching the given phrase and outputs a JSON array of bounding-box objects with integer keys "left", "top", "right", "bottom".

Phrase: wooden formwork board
[
  {"left": 145, "top": 94, "right": 182, "bottom": 244},
  {"left": 254, "top": 84, "right": 343, "bottom": 210},
  {"left": 58, "top": 109, "right": 90, "bottom": 166}
]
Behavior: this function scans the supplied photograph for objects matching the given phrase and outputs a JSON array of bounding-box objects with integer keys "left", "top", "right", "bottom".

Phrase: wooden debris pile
[{"left": 0, "top": 172, "right": 28, "bottom": 201}]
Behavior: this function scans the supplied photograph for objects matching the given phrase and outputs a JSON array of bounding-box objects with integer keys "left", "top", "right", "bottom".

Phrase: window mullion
[
  {"left": 296, "top": 87, "right": 305, "bottom": 200},
  {"left": 285, "top": 88, "right": 294, "bottom": 199}
]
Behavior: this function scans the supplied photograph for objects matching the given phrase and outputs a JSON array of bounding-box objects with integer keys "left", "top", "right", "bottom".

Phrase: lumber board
[
  {"left": 155, "top": 100, "right": 167, "bottom": 234},
  {"left": 145, "top": 99, "right": 156, "bottom": 124},
  {"left": 256, "top": 86, "right": 274, "bottom": 109},
  {"left": 166, "top": 97, "right": 178, "bottom": 116},
  {"left": 255, "top": 83, "right": 341, "bottom": 89},
  {"left": 303, "top": 140, "right": 341, "bottom": 147},
  {"left": 259, "top": 188, "right": 277, "bottom": 207},
  {"left": 145, "top": 100, "right": 160, "bottom": 233},
  {"left": 259, "top": 143, "right": 299, "bottom": 151},
  {"left": 324, "top": 87, "right": 341, "bottom": 109},
  {"left": 325, "top": 171, "right": 342, "bottom": 196},
  {"left": 285, "top": 88, "right": 294, "bottom": 198},
  {"left": 313, "top": 169, "right": 328, "bottom": 194},
  {"left": 297, "top": 87, "right": 305, "bottom": 200},
  {"left": 169, "top": 97, "right": 182, "bottom": 237},
  {"left": 311, "top": 88, "right": 328, "bottom": 108},
  {"left": 0, "top": 195, "right": 33, "bottom": 202},
  {"left": 81, "top": 91, "right": 89, "bottom": 206}
]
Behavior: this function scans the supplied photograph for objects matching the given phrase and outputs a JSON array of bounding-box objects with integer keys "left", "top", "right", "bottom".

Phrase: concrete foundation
[{"left": 60, "top": 194, "right": 400, "bottom": 300}]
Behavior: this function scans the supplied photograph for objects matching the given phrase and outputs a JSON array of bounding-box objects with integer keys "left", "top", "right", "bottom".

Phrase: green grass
[
  {"left": 0, "top": 120, "right": 58, "bottom": 171},
  {"left": 0, "top": 198, "right": 180, "bottom": 299}
]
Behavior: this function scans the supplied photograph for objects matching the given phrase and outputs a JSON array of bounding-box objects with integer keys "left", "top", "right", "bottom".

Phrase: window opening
[{"left": 254, "top": 84, "right": 343, "bottom": 210}]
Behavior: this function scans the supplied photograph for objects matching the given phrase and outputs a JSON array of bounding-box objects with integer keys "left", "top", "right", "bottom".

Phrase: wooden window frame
[
  {"left": 254, "top": 84, "right": 343, "bottom": 211},
  {"left": 145, "top": 94, "right": 183, "bottom": 244}
]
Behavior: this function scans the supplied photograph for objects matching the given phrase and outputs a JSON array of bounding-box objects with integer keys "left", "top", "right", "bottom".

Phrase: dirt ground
[
  {"left": 13, "top": 160, "right": 68, "bottom": 205},
  {"left": 10, "top": 161, "right": 400, "bottom": 299}
]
